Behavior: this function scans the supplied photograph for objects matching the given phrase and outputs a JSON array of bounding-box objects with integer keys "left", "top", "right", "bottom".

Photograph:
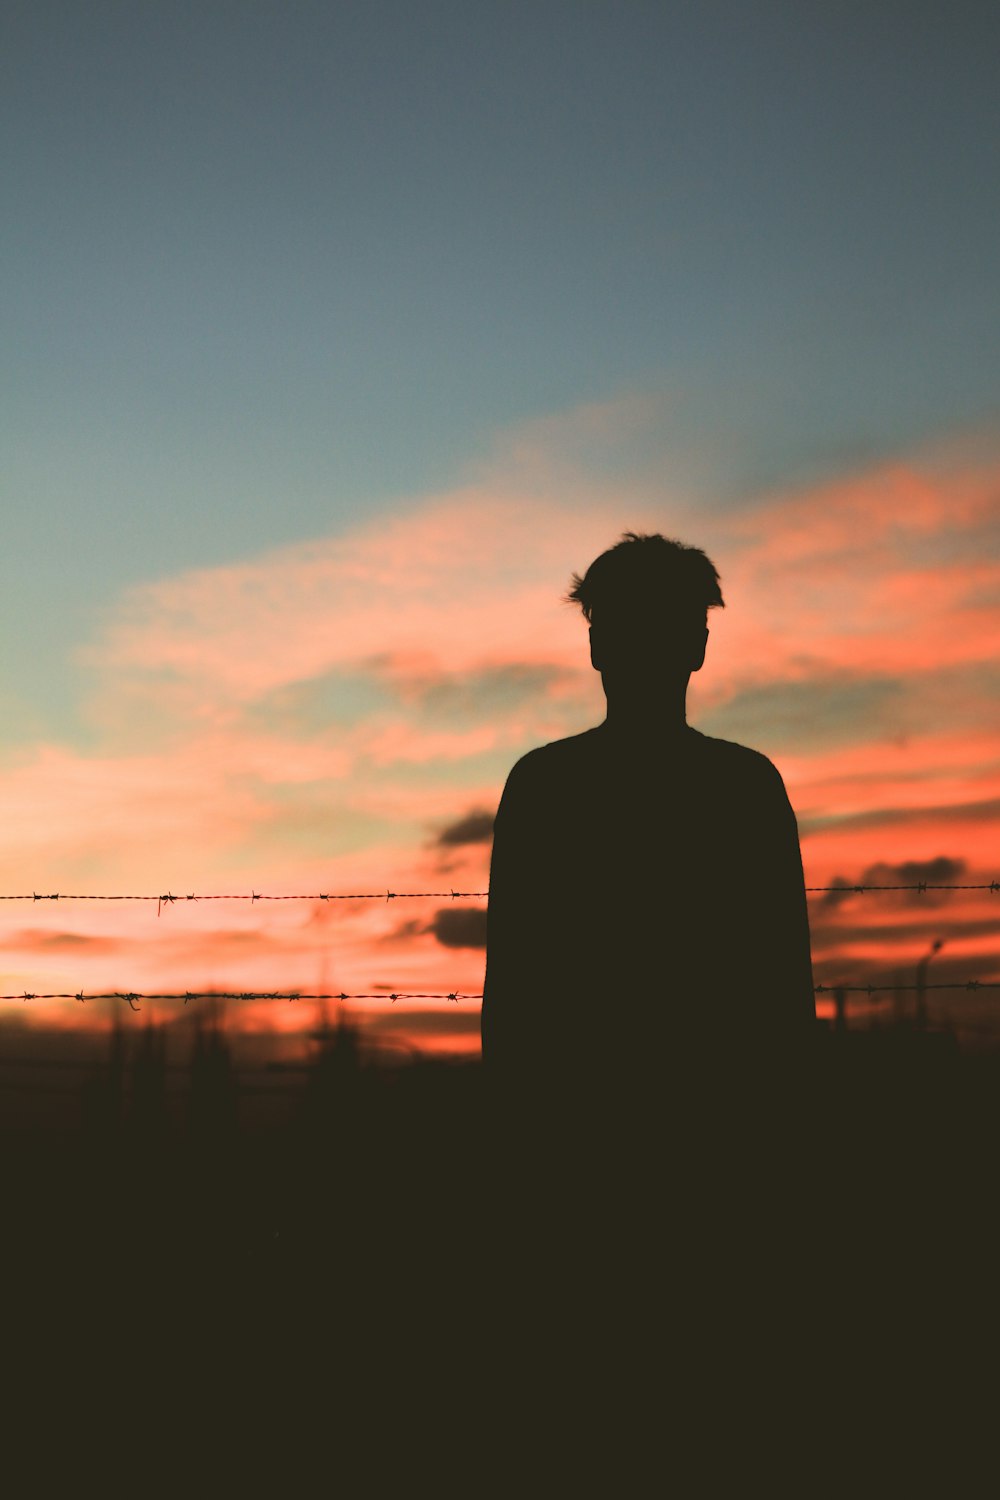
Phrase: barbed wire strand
[
  {"left": 0, "top": 990, "right": 479, "bottom": 1008},
  {"left": 2, "top": 981, "right": 998, "bottom": 1012},
  {"left": 813, "top": 982, "right": 999, "bottom": 995},
  {"left": 0, "top": 881, "right": 995, "bottom": 913},
  {"left": 0, "top": 890, "right": 491, "bottom": 914}
]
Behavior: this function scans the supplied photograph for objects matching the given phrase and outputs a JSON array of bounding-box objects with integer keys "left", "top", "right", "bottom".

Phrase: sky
[{"left": 2, "top": 1, "right": 998, "bottom": 1055}]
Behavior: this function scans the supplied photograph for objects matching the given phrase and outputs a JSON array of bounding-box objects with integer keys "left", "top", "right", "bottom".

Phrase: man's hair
[{"left": 566, "top": 532, "right": 725, "bottom": 627}]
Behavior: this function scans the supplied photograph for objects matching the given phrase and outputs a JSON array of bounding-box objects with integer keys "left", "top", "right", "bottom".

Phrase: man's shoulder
[
  {"left": 692, "top": 729, "right": 790, "bottom": 797},
  {"left": 692, "top": 729, "right": 783, "bottom": 775},
  {"left": 504, "top": 728, "right": 603, "bottom": 781},
  {"left": 522, "top": 727, "right": 604, "bottom": 761}
]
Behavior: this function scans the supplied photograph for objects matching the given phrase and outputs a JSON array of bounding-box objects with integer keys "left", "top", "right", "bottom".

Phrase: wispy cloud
[
  {"left": 426, "top": 907, "right": 488, "bottom": 951},
  {"left": 432, "top": 810, "right": 495, "bottom": 849}
]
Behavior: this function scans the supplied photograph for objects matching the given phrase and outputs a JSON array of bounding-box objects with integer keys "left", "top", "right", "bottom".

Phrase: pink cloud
[
  {"left": 85, "top": 491, "right": 611, "bottom": 704},
  {"left": 701, "top": 456, "right": 1000, "bottom": 689}
]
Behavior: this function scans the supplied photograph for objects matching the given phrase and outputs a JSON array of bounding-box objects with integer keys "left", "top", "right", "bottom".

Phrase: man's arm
[
  {"left": 751, "top": 757, "right": 816, "bottom": 1036},
  {"left": 480, "top": 755, "right": 547, "bottom": 1077}
]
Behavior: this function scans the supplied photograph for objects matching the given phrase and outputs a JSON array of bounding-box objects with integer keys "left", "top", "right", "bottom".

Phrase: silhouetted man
[{"left": 481, "top": 532, "right": 815, "bottom": 1126}]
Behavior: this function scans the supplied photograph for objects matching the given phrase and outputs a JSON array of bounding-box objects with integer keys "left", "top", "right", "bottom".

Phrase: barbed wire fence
[
  {"left": 0, "top": 880, "right": 996, "bottom": 910},
  {"left": 2, "top": 983, "right": 999, "bottom": 1011},
  {"left": 0, "top": 990, "right": 479, "bottom": 1007},
  {"left": 1, "top": 878, "right": 997, "bottom": 1010}
]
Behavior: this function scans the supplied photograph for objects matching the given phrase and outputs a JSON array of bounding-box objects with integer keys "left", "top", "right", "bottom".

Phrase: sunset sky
[{"left": 3, "top": 2, "right": 998, "bottom": 1055}]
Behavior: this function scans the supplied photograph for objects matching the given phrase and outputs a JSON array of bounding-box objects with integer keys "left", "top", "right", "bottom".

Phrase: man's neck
[{"left": 602, "top": 693, "right": 691, "bottom": 739}]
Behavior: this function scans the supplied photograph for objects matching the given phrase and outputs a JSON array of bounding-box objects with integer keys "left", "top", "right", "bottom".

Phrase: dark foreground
[{"left": 4, "top": 1020, "right": 1000, "bottom": 1482}]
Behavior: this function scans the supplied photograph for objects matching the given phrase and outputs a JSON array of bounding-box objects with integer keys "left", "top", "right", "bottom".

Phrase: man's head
[{"left": 567, "top": 531, "right": 724, "bottom": 691}]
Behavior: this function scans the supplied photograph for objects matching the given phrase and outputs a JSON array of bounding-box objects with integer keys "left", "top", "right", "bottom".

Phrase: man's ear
[
  {"left": 690, "top": 627, "right": 709, "bottom": 674},
  {"left": 589, "top": 625, "right": 602, "bottom": 673}
]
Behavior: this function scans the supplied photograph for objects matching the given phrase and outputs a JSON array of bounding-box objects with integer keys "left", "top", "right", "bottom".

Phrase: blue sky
[{"left": 4, "top": 0, "right": 999, "bottom": 737}]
